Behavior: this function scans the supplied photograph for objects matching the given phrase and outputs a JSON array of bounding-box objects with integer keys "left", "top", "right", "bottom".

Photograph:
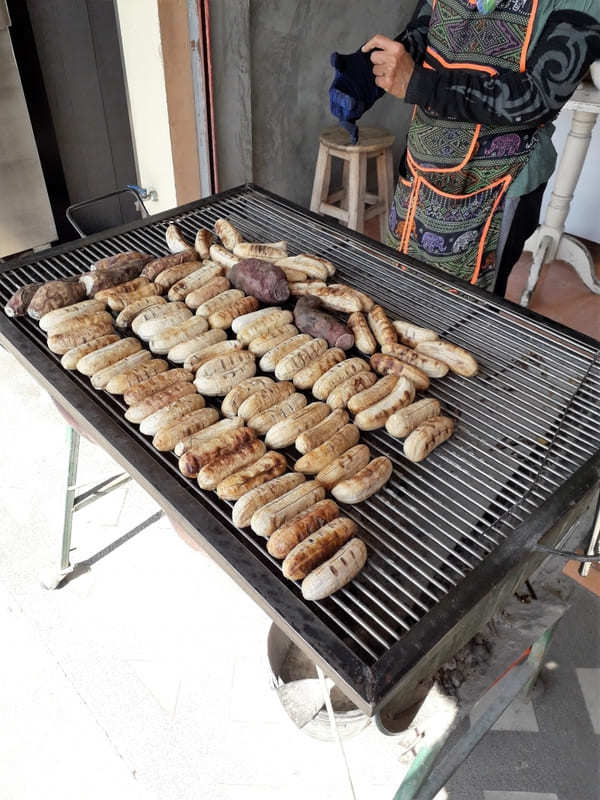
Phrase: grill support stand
[{"left": 41, "top": 424, "right": 164, "bottom": 590}]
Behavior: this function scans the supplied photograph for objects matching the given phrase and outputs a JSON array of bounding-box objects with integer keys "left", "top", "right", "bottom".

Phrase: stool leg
[
  {"left": 347, "top": 152, "right": 367, "bottom": 232},
  {"left": 377, "top": 148, "right": 395, "bottom": 242},
  {"left": 310, "top": 144, "right": 331, "bottom": 214}
]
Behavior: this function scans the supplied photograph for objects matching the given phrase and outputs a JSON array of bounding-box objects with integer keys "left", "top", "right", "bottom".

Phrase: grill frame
[{"left": 1, "top": 183, "right": 599, "bottom": 715}]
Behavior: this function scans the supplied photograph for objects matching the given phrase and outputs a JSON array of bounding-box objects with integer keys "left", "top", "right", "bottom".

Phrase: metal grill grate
[{"left": 1, "top": 185, "right": 599, "bottom": 710}]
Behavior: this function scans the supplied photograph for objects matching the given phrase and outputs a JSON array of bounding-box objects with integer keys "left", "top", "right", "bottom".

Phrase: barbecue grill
[{"left": 1, "top": 184, "right": 599, "bottom": 716}]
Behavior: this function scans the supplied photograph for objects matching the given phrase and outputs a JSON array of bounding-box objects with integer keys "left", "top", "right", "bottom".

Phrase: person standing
[{"left": 330, "top": 0, "right": 600, "bottom": 294}]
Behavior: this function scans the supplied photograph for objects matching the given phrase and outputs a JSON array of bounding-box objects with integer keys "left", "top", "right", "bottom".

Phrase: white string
[{"left": 316, "top": 665, "right": 358, "bottom": 800}]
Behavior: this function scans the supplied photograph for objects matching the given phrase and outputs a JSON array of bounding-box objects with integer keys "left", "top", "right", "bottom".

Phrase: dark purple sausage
[
  {"left": 229, "top": 259, "right": 289, "bottom": 304},
  {"left": 141, "top": 250, "right": 199, "bottom": 281},
  {"left": 27, "top": 280, "right": 87, "bottom": 319},
  {"left": 294, "top": 296, "right": 355, "bottom": 351},
  {"left": 91, "top": 251, "right": 152, "bottom": 272},
  {"left": 4, "top": 282, "right": 44, "bottom": 317},
  {"left": 79, "top": 263, "right": 149, "bottom": 296}
]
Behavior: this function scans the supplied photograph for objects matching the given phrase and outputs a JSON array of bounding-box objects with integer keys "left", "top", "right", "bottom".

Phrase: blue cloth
[{"left": 329, "top": 48, "right": 384, "bottom": 144}]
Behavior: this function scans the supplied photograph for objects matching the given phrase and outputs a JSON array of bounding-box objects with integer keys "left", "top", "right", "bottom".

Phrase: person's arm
[
  {"left": 406, "top": 11, "right": 600, "bottom": 125},
  {"left": 395, "top": 0, "right": 432, "bottom": 65}
]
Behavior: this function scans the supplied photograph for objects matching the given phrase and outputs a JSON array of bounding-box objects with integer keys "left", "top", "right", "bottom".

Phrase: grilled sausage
[
  {"left": 277, "top": 265, "right": 307, "bottom": 282},
  {"left": 236, "top": 310, "right": 294, "bottom": 345},
  {"left": 134, "top": 303, "right": 193, "bottom": 341},
  {"left": 167, "top": 329, "right": 227, "bottom": 364},
  {"left": 94, "top": 276, "right": 151, "bottom": 303},
  {"left": 125, "top": 383, "right": 198, "bottom": 424},
  {"left": 274, "top": 338, "right": 328, "bottom": 381},
  {"left": 392, "top": 319, "right": 438, "bottom": 348},
  {"left": 80, "top": 264, "right": 146, "bottom": 296},
  {"left": 231, "top": 307, "right": 282, "bottom": 334},
  {"left": 403, "top": 416, "right": 455, "bottom": 462},
  {"left": 142, "top": 250, "right": 199, "bottom": 281},
  {"left": 107, "top": 283, "right": 163, "bottom": 312},
  {"left": 265, "top": 402, "right": 331, "bottom": 450},
  {"left": 250, "top": 480, "right": 326, "bottom": 538},
  {"left": 77, "top": 338, "right": 141, "bottom": 375},
  {"left": 331, "top": 456, "right": 393, "bottom": 503},
  {"left": 61, "top": 334, "right": 120, "bottom": 370},
  {"left": 149, "top": 316, "right": 209, "bottom": 355},
  {"left": 292, "top": 348, "right": 346, "bottom": 391},
  {"left": 155, "top": 261, "right": 206, "bottom": 292},
  {"left": 293, "top": 296, "right": 354, "bottom": 351},
  {"left": 27, "top": 280, "right": 86, "bottom": 319},
  {"left": 229, "top": 259, "right": 290, "bottom": 304},
  {"left": 289, "top": 281, "right": 327, "bottom": 298},
  {"left": 129, "top": 303, "right": 177, "bottom": 337},
  {"left": 214, "top": 218, "right": 244, "bottom": 250},
  {"left": 370, "top": 353, "right": 429, "bottom": 391},
  {"left": 166, "top": 223, "right": 192, "bottom": 254},
  {"left": 367, "top": 305, "right": 397, "bottom": 347},
  {"left": 301, "top": 538, "right": 367, "bottom": 600},
  {"left": 231, "top": 473, "right": 306, "bottom": 529},
  {"left": 178, "top": 427, "right": 256, "bottom": 478},
  {"left": 325, "top": 371, "right": 377, "bottom": 410},
  {"left": 209, "top": 245, "right": 241, "bottom": 271},
  {"left": 221, "top": 376, "right": 275, "bottom": 419},
  {"left": 90, "top": 350, "right": 152, "bottom": 389},
  {"left": 195, "top": 229, "right": 214, "bottom": 258},
  {"left": 46, "top": 310, "right": 114, "bottom": 338},
  {"left": 105, "top": 358, "right": 168, "bottom": 394},
  {"left": 152, "top": 407, "right": 220, "bottom": 452},
  {"left": 193, "top": 351, "right": 256, "bottom": 396},
  {"left": 354, "top": 377, "right": 415, "bottom": 431},
  {"left": 248, "top": 324, "right": 299, "bottom": 357},
  {"left": 295, "top": 409, "right": 349, "bottom": 454},
  {"left": 282, "top": 517, "right": 357, "bottom": 580},
  {"left": 197, "top": 439, "right": 267, "bottom": 491},
  {"left": 312, "top": 358, "right": 370, "bottom": 401},
  {"left": 195, "top": 289, "right": 245, "bottom": 319},
  {"left": 303, "top": 284, "right": 373, "bottom": 313},
  {"left": 233, "top": 242, "right": 287, "bottom": 261},
  {"left": 259, "top": 333, "right": 312, "bottom": 373},
  {"left": 247, "top": 393, "right": 308, "bottom": 436},
  {"left": 237, "top": 382, "right": 295, "bottom": 420},
  {"left": 266, "top": 500, "right": 340, "bottom": 560},
  {"left": 216, "top": 451, "right": 288, "bottom": 501},
  {"left": 315, "top": 444, "right": 371, "bottom": 490},
  {"left": 47, "top": 319, "right": 115, "bottom": 354},
  {"left": 209, "top": 296, "right": 260, "bottom": 330},
  {"left": 347, "top": 375, "right": 398, "bottom": 416},
  {"left": 115, "top": 296, "right": 166, "bottom": 329},
  {"left": 294, "top": 424, "right": 360, "bottom": 474},
  {"left": 415, "top": 340, "right": 479, "bottom": 377},
  {"left": 275, "top": 254, "right": 332, "bottom": 281},
  {"left": 386, "top": 398, "right": 442, "bottom": 439},
  {"left": 347, "top": 312, "right": 377, "bottom": 355},
  {"left": 382, "top": 343, "right": 448, "bottom": 379},
  {"left": 183, "top": 276, "right": 231, "bottom": 310},
  {"left": 174, "top": 417, "right": 245, "bottom": 456},
  {"left": 123, "top": 368, "right": 193, "bottom": 406},
  {"left": 39, "top": 299, "right": 106, "bottom": 332},
  {"left": 90, "top": 251, "right": 152, "bottom": 272},
  {"left": 139, "top": 393, "right": 206, "bottom": 436},
  {"left": 184, "top": 340, "right": 243, "bottom": 373}
]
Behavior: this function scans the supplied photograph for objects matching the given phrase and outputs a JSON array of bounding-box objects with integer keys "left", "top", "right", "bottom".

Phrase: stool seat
[
  {"left": 319, "top": 125, "right": 395, "bottom": 153},
  {"left": 311, "top": 125, "right": 396, "bottom": 238}
]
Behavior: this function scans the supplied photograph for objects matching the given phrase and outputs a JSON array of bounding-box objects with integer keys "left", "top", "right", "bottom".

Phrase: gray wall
[{"left": 211, "top": 0, "right": 417, "bottom": 206}]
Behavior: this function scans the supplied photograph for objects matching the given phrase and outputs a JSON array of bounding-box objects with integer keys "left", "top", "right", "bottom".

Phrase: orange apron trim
[
  {"left": 426, "top": 46, "right": 499, "bottom": 76},
  {"left": 470, "top": 175, "right": 512, "bottom": 284},
  {"left": 407, "top": 126, "right": 482, "bottom": 175},
  {"left": 520, "top": 0, "right": 540, "bottom": 71}
]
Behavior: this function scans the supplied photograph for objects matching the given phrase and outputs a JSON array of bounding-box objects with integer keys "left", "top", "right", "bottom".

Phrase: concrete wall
[{"left": 212, "top": 0, "right": 417, "bottom": 206}]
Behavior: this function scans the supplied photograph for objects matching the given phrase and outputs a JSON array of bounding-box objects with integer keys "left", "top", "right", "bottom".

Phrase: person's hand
[{"left": 362, "top": 35, "right": 415, "bottom": 99}]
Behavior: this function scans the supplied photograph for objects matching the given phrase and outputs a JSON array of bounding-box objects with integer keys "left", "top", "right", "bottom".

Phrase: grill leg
[
  {"left": 393, "top": 626, "right": 556, "bottom": 800},
  {"left": 41, "top": 425, "right": 79, "bottom": 590}
]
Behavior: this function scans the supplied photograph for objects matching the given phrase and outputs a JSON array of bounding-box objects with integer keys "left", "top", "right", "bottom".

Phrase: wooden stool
[{"left": 310, "top": 125, "right": 395, "bottom": 238}]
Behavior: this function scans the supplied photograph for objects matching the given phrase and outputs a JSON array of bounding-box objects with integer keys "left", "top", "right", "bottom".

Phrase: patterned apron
[{"left": 388, "top": 0, "right": 540, "bottom": 289}]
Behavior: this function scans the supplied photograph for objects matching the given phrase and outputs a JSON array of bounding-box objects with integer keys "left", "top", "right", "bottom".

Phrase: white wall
[{"left": 114, "top": 0, "right": 177, "bottom": 214}]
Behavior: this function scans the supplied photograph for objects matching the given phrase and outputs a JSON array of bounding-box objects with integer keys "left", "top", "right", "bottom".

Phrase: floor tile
[{"left": 576, "top": 668, "right": 600, "bottom": 734}]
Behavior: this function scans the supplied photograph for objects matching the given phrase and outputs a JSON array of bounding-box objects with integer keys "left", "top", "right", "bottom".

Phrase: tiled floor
[{"left": 1, "top": 227, "right": 599, "bottom": 800}]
